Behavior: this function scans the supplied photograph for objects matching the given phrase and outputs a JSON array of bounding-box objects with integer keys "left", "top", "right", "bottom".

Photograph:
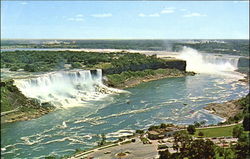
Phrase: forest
[{"left": 0, "top": 50, "right": 166, "bottom": 72}]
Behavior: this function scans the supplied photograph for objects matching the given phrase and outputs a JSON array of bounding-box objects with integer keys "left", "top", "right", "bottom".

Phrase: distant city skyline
[{"left": 1, "top": 1, "right": 249, "bottom": 39}]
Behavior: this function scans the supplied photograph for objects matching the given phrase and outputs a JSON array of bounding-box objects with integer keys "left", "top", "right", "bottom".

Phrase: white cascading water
[
  {"left": 177, "top": 47, "right": 243, "bottom": 78},
  {"left": 14, "top": 69, "right": 123, "bottom": 107}
]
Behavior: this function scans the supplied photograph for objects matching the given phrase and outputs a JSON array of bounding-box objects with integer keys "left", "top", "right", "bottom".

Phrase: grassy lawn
[{"left": 194, "top": 124, "right": 241, "bottom": 137}]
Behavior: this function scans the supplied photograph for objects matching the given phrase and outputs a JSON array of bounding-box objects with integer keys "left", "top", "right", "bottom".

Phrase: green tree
[
  {"left": 71, "top": 62, "right": 82, "bottom": 68},
  {"left": 173, "top": 131, "right": 192, "bottom": 155},
  {"left": 235, "top": 141, "right": 250, "bottom": 159},
  {"left": 98, "top": 133, "right": 106, "bottom": 146},
  {"left": 9, "top": 66, "right": 19, "bottom": 71},
  {"left": 24, "top": 64, "right": 38, "bottom": 72},
  {"left": 198, "top": 131, "right": 204, "bottom": 137},
  {"left": 243, "top": 113, "right": 250, "bottom": 131},
  {"left": 135, "top": 130, "right": 144, "bottom": 134},
  {"left": 223, "top": 148, "right": 235, "bottom": 159},
  {"left": 160, "top": 123, "right": 167, "bottom": 129},
  {"left": 187, "top": 139, "right": 215, "bottom": 159},
  {"left": 44, "top": 156, "right": 56, "bottom": 159},
  {"left": 159, "top": 149, "right": 171, "bottom": 159},
  {"left": 187, "top": 125, "right": 196, "bottom": 135},
  {"left": 232, "top": 125, "right": 243, "bottom": 138},
  {"left": 194, "top": 121, "right": 201, "bottom": 128}
]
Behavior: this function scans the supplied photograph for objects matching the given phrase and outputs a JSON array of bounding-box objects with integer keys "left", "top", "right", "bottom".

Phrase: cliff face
[
  {"left": 102, "top": 59, "right": 186, "bottom": 75},
  {"left": 238, "top": 57, "right": 249, "bottom": 68},
  {"left": 164, "top": 60, "right": 186, "bottom": 71},
  {"left": 237, "top": 57, "right": 249, "bottom": 75}
]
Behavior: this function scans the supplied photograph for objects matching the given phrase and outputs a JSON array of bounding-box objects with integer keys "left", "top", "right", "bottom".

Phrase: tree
[
  {"left": 235, "top": 141, "right": 250, "bottom": 159},
  {"left": 173, "top": 131, "right": 192, "bottom": 155},
  {"left": 159, "top": 149, "right": 171, "bottom": 159},
  {"left": 194, "top": 121, "right": 201, "bottom": 128},
  {"left": 198, "top": 131, "right": 204, "bottom": 137},
  {"left": 232, "top": 125, "right": 243, "bottom": 138},
  {"left": 243, "top": 113, "right": 250, "bottom": 131},
  {"left": 24, "top": 64, "right": 38, "bottom": 72},
  {"left": 187, "top": 125, "right": 196, "bottom": 135},
  {"left": 135, "top": 130, "right": 144, "bottom": 134},
  {"left": 160, "top": 123, "right": 167, "bottom": 129},
  {"left": 200, "top": 120, "right": 206, "bottom": 125},
  {"left": 98, "top": 133, "right": 106, "bottom": 146},
  {"left": 187, "top": 139, "right": 215, "bottom": 159},
  {"left": 148, "top": 125, "right": 160, "bottom": 131},
  {"left": 10, "top": 66, "right": 19, "bottom": 71},
  {"left": 71, "top": 62, "right": 82, "bottom": 68}
]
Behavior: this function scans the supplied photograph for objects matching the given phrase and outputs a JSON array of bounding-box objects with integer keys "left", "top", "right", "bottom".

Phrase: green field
[{"left": 194, "top": 124, "right": 240, "bottom": 137}]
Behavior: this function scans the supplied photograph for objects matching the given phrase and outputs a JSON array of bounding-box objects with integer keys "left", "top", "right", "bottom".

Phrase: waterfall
[
  {"left": 177, "top": 47, "right": 242, "bottom": 78},
  {"left": 14, "top": 69, "right": 123, "bottom": 107}
]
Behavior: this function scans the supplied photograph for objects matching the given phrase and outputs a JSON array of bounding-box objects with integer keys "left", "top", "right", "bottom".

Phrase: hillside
[{"left": 1, "top": 80, "right": 54, "bottom": 123}]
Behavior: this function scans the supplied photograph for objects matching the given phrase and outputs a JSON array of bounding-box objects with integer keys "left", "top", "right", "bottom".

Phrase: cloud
[
  {"left": 138, "top": 13, "right": 146, "bottom": 17},
  {"left": 67, "top": 17, "right": 84, "bottom": 21},
  {"left": 149, "top": 13, "right": 160, "bottom": 17},
  {"left": 180, "top": 9, "right": 187, "bottom": 12},
  {"left": 183, "top": 13, "right": 207, "bottom": 18},
  {"left": 138, "top": 6, "right": 176, "bottom": 18},
  {"left": 20, "top": 2, "right": 28, "bottom": 5},
  {"left": 76, "top": 14, "right": 83, "bottom": 17},
  {"left": 161, "top": 7, "right": 175, "bottom": 14},
  {"left": 91, "top": 13, "right": 112, "bottom": 18},
  {"left": 138, "top": 13, "right": 160, "bottom": 17},
  {"left": 67, "top": 14, "right": 84, "bottom": 21}
]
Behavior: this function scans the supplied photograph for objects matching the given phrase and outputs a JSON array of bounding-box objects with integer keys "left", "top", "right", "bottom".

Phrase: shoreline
[
  {"left": 1, "top": 107, "right": 54, "bottom": 124},
  {"left": 1, "top": 71, "right": 193, "bottom": 124},
  {"left": 106, "top": 71, "right": 195, "bottom": 89},
  {"left": 204, "top": 93, "right": 249, "bottom": 122},
  {"left": 0, "top": 80, "right": 55, "bottom": 124},
  {"left": 1, "top": 71, "right": 246, "bottom": 124},
  {"left": 204, "top": 100, "right": 241, "bottom": 120}
]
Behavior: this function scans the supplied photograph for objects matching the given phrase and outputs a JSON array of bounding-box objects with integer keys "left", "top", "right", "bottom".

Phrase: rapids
[{"left": 1, "top": 48, "right": 249, "bottom": 158}]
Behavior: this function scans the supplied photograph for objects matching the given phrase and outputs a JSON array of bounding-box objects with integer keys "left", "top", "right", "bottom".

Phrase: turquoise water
[{"left": 1, "top": 74, "right": 248, "bottom": 158}]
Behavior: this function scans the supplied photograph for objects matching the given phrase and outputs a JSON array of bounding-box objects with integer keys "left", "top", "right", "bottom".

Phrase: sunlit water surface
[{"left": 1, "top": 74, "right": 248, "bottom": 158}]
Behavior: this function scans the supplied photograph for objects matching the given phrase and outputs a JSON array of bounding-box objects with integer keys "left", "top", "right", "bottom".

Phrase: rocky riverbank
[
  {"left": 116, "top": 72, "right": 194, "bottom": 89},
  {"left": 105, "top": 68, "right": 195, "bottom": 89},
  {"left": 204, "top": 94, "right": 249, "bottom": 121},
  {"left": 204, "top": 101, "right": 242, "bottom": 120},
  {"left": 1, "top": 107, "right": 54, "bottom": 123}
]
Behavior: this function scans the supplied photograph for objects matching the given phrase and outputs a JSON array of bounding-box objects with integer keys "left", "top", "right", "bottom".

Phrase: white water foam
[
  {"left": 177, "top": 47, "right": 244, "bottom": 79},
  {"left": 14, "top": 69, "right": 125, "bottom": 107}
]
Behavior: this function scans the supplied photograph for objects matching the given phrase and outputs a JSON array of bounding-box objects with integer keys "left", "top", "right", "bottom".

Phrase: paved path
[
  {"left": 196, "top": 121, "right": 242, "bottom": 130},
  {"left": 1, "top": 108, "right": 19, "bottom": 116}
]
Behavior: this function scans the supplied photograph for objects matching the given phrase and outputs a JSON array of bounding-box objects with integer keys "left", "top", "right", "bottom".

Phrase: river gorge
[{"left": 1, "top": 48, "right": 249, "bottom": 158}]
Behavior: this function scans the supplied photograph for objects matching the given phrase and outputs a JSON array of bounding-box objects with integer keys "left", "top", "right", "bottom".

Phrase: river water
[
  {"left": 1, "top": 73, "right": 248, "bottom": 158},
  {"left": 1, "top": 47, "right": 249, "bottom": 158}
]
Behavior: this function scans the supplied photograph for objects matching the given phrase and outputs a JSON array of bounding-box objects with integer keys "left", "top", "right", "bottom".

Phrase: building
[{"left": 148, "top": 131, "right": 164, "bottom": 140}]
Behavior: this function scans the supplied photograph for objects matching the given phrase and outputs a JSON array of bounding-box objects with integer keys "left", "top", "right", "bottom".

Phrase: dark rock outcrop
[
  {"left": 238, "top": 57, "right": 249, "bottom": 68},
  {"left": 103, "top": 59, "right": 186, "bottom": 75}
]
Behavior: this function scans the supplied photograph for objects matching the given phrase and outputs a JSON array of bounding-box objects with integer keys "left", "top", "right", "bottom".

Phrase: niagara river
[{"left": 1, "top": 48, "right": 249, "bottom": 158}]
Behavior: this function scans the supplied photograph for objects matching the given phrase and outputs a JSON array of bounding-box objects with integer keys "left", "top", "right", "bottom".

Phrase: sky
[{"left": 1, "top": 1, "right": 249, "bottom": 39}]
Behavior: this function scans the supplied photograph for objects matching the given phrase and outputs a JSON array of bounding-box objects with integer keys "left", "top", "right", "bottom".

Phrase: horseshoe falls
[
  {"left": 178, "top": 47, "right": 242, "bottom": 78},
  {"left": 1, "top": 49, "right": 248, "bottom": 159}
]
